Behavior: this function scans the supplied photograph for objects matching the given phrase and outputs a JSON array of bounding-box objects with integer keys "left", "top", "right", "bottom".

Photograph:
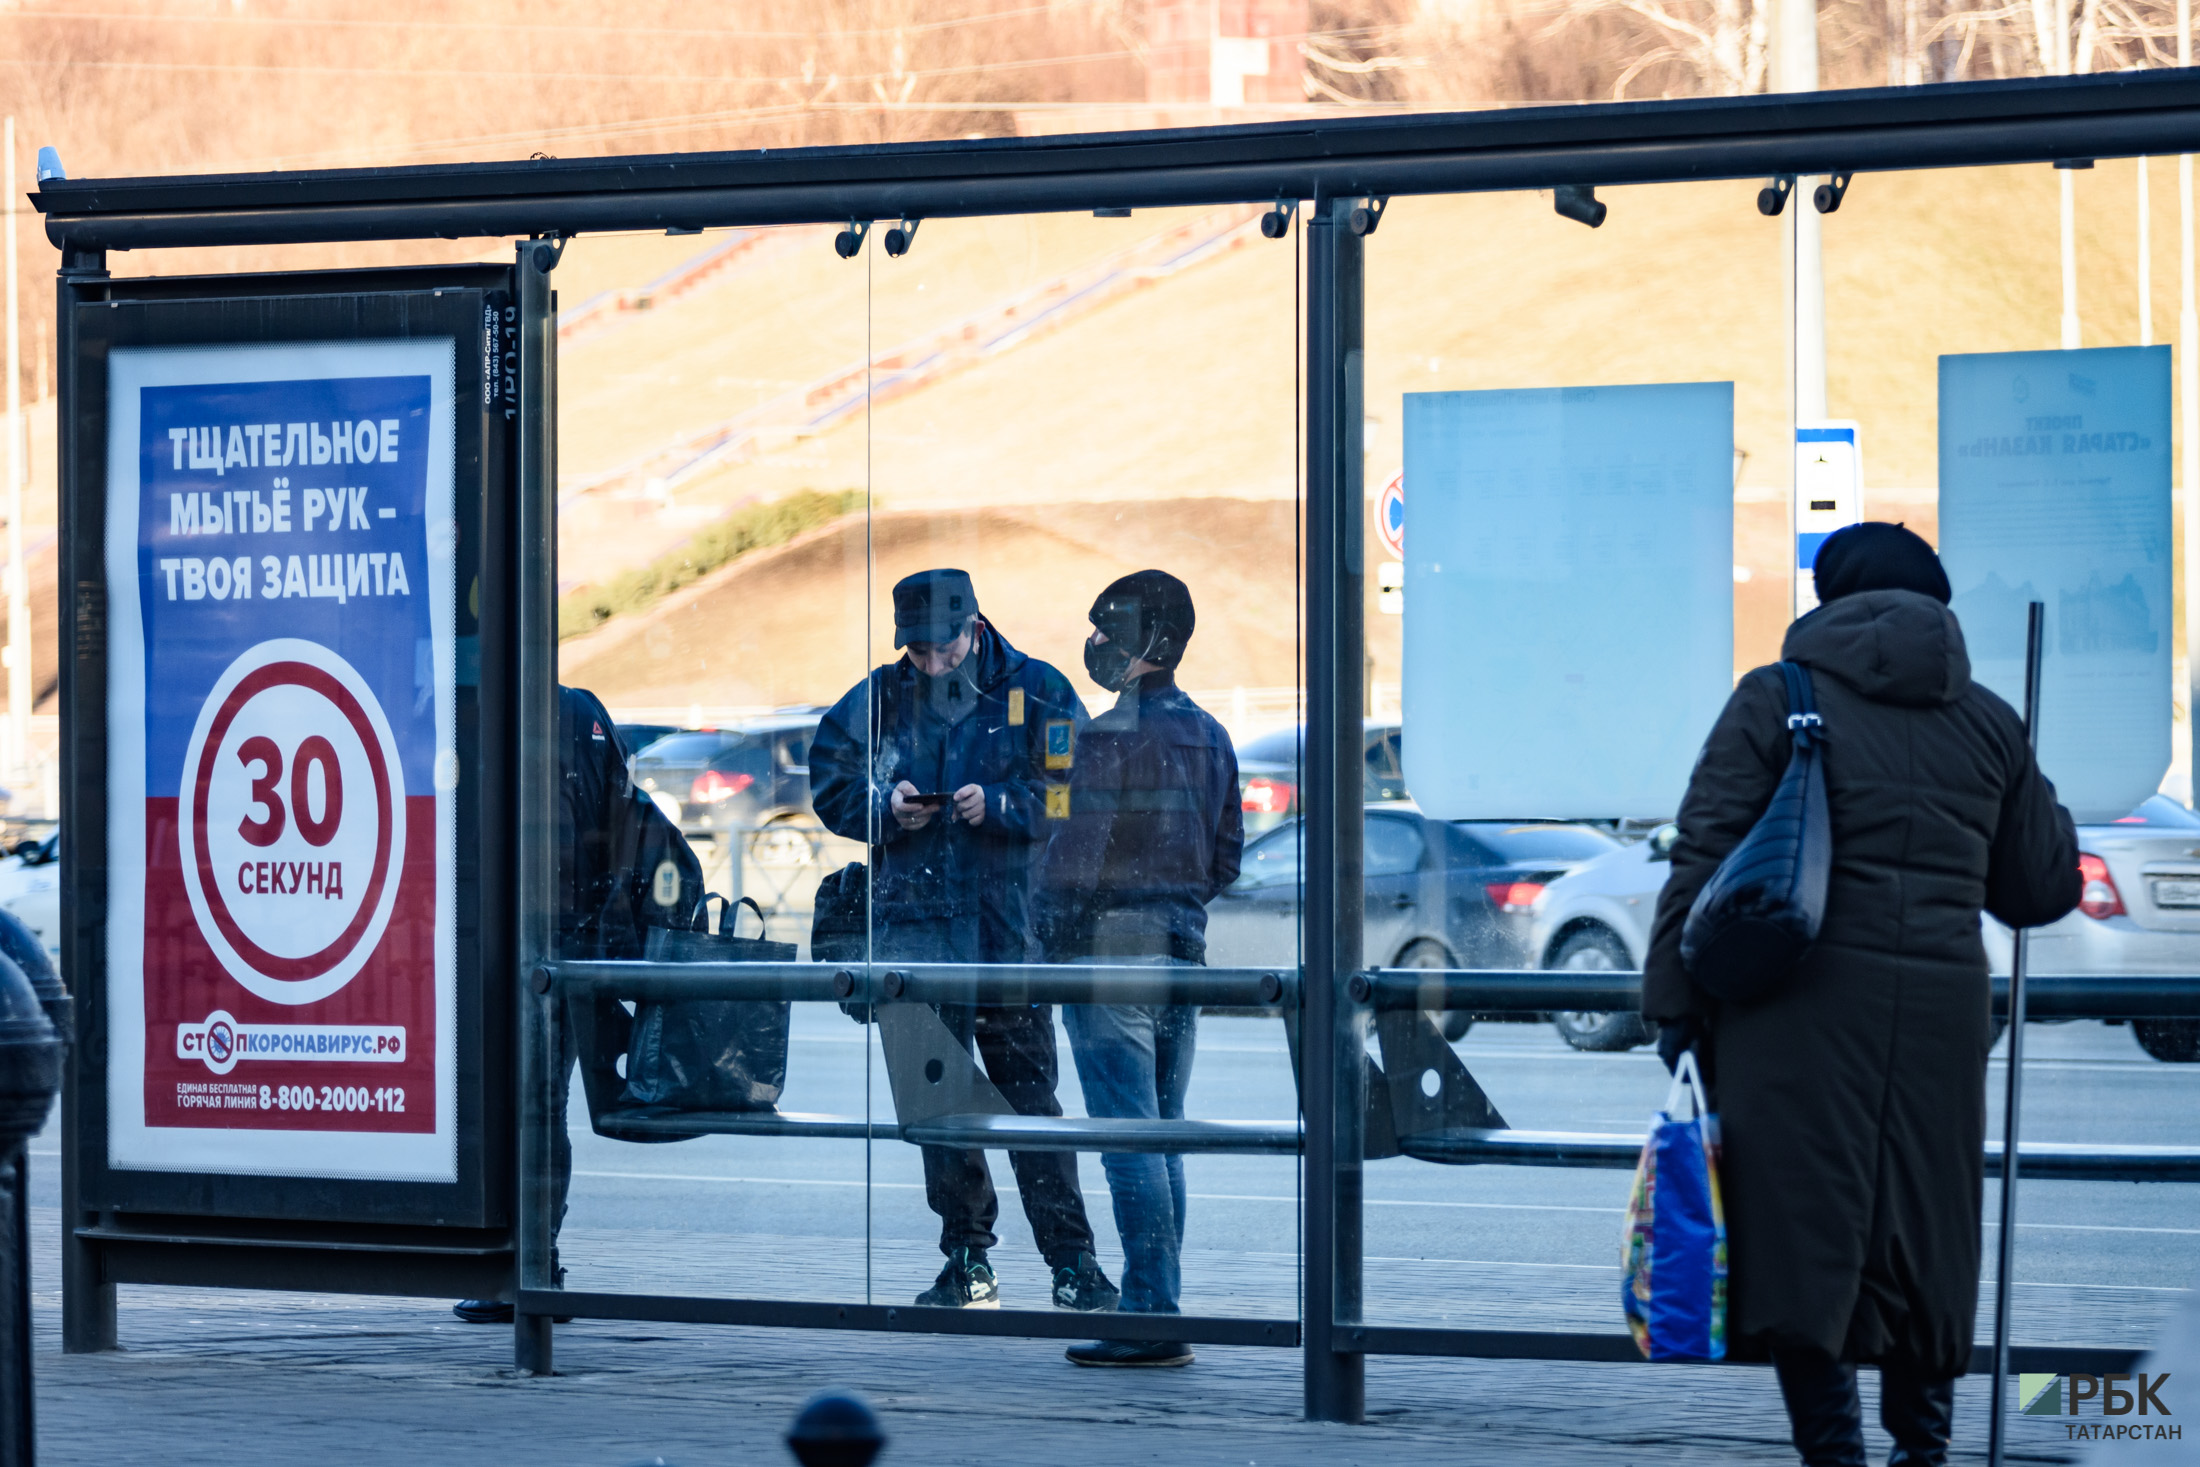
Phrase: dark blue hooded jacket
[
  {"left": 1033, "top": 671, "right": 1242, "bottom": 964},
  {"left": 808, "top": 626, "right": 1085, "bottom": 959}
]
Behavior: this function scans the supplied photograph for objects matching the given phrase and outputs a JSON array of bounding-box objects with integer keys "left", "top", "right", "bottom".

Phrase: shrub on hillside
[{"left": 558, "top": 488, "right": 862, "bottom": 640}]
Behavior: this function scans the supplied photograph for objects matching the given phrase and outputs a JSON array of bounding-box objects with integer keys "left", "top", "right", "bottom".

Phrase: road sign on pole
[{"left": 1376, "top": 471, "right": 1404, "bottom": 559}]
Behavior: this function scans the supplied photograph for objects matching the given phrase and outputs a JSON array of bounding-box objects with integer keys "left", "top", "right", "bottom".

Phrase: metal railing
[
  {"left": 525, "top": 956, "right": 2191, "bottom": 1374},
  {"left": 544, "top": 960, "right": 2200, "bottom": 1180}
]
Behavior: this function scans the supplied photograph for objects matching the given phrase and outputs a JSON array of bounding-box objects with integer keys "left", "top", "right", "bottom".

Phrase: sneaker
[
  {"left": 914, "top": 1247, "right": 999, "bottom": 1309},
  {"left": 1065, "top": 1339, "right": 1193, "bottom": 1368},
  {"left": 1051, "top": 1252, "right": 1120, "bottom": 1312},
  {"left": 452, "top": 1298, "right": 512, "bottom": 1325}
]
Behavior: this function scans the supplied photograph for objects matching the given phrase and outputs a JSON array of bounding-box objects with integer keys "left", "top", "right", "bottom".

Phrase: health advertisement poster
[{"left": 105, "top": 341, "right": 457, "bottom": 1181}]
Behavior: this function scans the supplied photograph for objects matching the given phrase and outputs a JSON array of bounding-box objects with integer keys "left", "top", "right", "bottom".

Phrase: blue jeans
[{"left": 1064, "top": 965, "right": 1197, "bottom": 1316}]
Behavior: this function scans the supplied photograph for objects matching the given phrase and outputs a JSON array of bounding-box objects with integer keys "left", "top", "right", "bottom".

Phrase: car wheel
[
  {"left": 2133, "top": 1018, "right": 2200, "bottom": 1063},
  {"left": 1547, "top": 926, "right": 1653, "bottom": 1053},
  {"left": 1394, "top": 939, "right": 1471, "bottom": 1042},
  {"left": 752, "top": 813, "right": 820, "bottom": 868}
]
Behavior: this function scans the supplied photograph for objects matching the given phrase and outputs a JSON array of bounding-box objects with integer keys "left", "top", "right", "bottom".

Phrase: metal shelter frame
[{"left": 39, "top": 69, "right": 2200, "bottom": 1425}]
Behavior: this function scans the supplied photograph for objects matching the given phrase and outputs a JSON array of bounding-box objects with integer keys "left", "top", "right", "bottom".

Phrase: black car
[
  {"left": 631, "top": 714, "right": 820, "bottom": 837},
  {"left": 1235, "top": 722, "right": 1406, "bottom": 835},
  {"left": 613, "top": 723, "right": 683, "bottom": 767},
  {"left": 1204, "top": 804, "right": 1620, "bottom": 1036}
]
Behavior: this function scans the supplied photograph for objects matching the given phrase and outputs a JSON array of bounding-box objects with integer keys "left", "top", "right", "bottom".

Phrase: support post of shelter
[
  {"left": 1303, "top": 195, "right": 1366, "bottom": 1425},
  {"left": 513, "top": 239, "right": 559, "bottom": 1376},
  {"left": 56, "top": 245, "right": 115, "bottom": 1356}
]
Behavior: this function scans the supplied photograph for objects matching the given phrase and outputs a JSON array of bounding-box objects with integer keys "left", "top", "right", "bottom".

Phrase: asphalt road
[{"left": 25, "top": 1012, "right": 2198, "bottom": 1346}]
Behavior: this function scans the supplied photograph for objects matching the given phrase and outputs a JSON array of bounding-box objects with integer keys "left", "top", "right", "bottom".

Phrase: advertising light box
[
  {"left": 1939, "top": 346, "right": 2172, "bottom": 825},
  {"left": 105, "top": 341, "right": 459, "bottom": 1182},
  {"left": 1401, "top": 382, "right": 1735, "bottom": 821}
]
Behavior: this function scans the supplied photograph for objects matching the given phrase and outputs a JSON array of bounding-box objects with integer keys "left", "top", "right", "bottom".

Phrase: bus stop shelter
[{"left": 34, "top": 70, "right": 2200, "bottom": 1425}]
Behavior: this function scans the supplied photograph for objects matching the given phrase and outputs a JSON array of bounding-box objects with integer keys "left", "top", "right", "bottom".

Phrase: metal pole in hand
[{"left": 1986, "top": 599, "right": 2045, "bottom": 1467}]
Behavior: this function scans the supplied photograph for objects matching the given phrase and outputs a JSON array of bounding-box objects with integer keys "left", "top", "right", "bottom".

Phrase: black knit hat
[
  {"left": 1812, "top": 522, "right": 1951, "bottom": 606},
  {"left": 1089, "top": 570, "right": 1196, "bottom": 668}
]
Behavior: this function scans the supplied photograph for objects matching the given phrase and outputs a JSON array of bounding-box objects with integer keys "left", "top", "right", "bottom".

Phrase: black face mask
[
  {"left": 914, "top": 660, "right": 979, "bottom": 721},
  {"left": 1083, "top": 635, "right": 1138, "bottom": 693}
]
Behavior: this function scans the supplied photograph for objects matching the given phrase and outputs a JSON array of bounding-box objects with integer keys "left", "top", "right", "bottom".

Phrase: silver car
[{"left": 1527, "top": 798, "right": 2200, "bottom": 1060}]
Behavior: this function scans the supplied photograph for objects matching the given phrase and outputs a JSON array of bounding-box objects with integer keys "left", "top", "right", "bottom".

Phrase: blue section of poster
[
  {"left": 1939, "top": 347, "right": 2172, "bottom": 822},
  {"left": 138, "top": 377, "right": 435, "bottom": 795},
  {"left": 1401, "top": 381, "right": 1734, "bottom": 820}
]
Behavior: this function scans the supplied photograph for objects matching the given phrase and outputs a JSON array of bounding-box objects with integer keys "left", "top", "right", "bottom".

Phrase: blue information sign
[
  {"left": 1939, "top": 346, "right": 2172, "bottom": 823},
  {"left": 1401, "top": 382, "right": 1734, "bottom": 820}
]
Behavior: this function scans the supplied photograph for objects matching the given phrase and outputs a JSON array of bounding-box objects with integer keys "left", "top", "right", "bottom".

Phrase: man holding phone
[{"left": 809, "top": 569, "right": 1117, "bottom": 1315}]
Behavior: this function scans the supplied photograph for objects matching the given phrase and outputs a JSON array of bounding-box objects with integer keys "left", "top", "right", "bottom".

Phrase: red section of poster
[{"left": 142, "top": 795, "right": 437, "bottom": 1132}]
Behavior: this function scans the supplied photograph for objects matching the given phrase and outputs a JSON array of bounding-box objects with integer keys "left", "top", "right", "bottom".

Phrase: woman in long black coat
[{"left": 1643, "top": 524, "right": 2080, "bottom": 1467}]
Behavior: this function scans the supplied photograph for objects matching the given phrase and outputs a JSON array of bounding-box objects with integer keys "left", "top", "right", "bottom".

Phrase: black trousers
[
  {"left": 1773, "top": 1347, "right": 1957, "bottom": 1467},
  {"left": 923, "top": 1003, "right": 1096, "bottom": 1268}
]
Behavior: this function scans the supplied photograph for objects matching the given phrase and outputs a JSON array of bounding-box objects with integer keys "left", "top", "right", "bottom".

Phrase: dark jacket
[
  {"left": 1034, "top": 671, "right": 1243, "bottom": 963},
  {"left": 1643, "top": 589, "right": 2079, "bottom": 1375},
  {"left": 808, "top": 626, "right": 1085, "bottom": 959},
  {"left": 558, "top": 686, "right": 704, "bottom": 959}
]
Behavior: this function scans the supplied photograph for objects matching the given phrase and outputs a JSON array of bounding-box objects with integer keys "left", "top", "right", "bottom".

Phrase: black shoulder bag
[
  {"left": 1679, "top": 661, "right": 1831, "bottom": 1004},
  {"left": 622, "top": 895, "right": 795, "bottom": 1112}
]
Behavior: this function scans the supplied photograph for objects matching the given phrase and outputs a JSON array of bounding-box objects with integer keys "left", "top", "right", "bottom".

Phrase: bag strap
[
  {"left": 730, "top": 895, "right": 768, "bottom": 940},
  {"left": 1663, "top": 1047, "right": 1710, "bottom": 1120},
  {"left": 692, "top": 890, "right": 731, "bottom": 933},
  {"left": 1779, "top": 661, "right": 1822, "bottom": 752}
]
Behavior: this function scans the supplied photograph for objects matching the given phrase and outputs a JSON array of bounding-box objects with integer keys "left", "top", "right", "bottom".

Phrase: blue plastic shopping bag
[{"left": 1622, "top": 1049, "right": 1727, "bottom": 1361}]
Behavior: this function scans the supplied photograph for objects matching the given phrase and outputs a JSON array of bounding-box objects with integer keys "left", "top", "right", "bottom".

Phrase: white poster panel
[
  {"left": 1401, "top": 382, "right": 1735, "bottom": 820},
  {"left": 105, "top": 341, "right": 458, "bottom": 1181},
  {"left": 1939, "top": 346, "right": 2172, "bottom": 824}
]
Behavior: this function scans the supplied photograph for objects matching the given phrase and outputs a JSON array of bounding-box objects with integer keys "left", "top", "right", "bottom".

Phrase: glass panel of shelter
[
  {"left": 1816, "top": 159, "right": 2200, "bottom": 1370},
  {"left": 859, "top": 205, "right": 1304, "bottom": 1330},
  {"left": 548, "top": 222, "right": 875, "bottom": 1306},
  {"left": 1354, "top": 179, "right": 1786, "bottom": 1338}
]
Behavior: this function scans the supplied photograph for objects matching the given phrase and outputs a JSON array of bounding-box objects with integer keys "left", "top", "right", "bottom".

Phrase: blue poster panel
[
  {"left": 1939, "top": 346, "right": 2171, "bottom": 824},
  {"left": 105, "top": 342, "right": 457, "bottom": 1181},
  {"left": 1401, "top": 382, "right": 1735, "bottom": 820}
]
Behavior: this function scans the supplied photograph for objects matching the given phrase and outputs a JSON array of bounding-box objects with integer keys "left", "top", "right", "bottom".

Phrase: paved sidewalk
[{"left": 28, "top": 1223, "right": 2088, "bottom": 1466}]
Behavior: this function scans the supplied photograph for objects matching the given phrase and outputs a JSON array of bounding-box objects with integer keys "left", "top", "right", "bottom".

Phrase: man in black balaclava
[
  {"left": 808, "top": 569, "right": 1117, "bottom": 1316},
  {"left": 1037, "top": 569, "right": 1243, "bottom": 1369}
]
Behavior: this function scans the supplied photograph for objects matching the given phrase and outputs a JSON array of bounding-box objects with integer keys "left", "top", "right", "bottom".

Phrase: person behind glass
[
  {"left": 454, "top": 684, "right": 703, "bottom": 1325},
  {"left": 1037, "top": 570, "right": 1243, "bottom": 1369},
  {"left": 1643, "top": 524, "right": 2080, "bottom": 1466},
  {"left": 808, "top": 569, "right": 1119, "bottom": 1314}
]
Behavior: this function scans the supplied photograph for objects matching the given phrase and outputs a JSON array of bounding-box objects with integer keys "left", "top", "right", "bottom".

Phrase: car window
[
  {"left": 1363, "top": 731, "right": 1407, "bottom": 802},
  {"left": 640, "top": 731, "right": 741, "bottom": 762},
  {"left": 1233, "top": 824, "right": 1302, "bottom": 889},
  {"left": 1454, "top": 822, "right": 1620, "bottom": 863},
  {"left": 776, "top": 729, "right": 813, "bottom": 770},
  {"left": 1238, "top": 727, "right": 1300, "bottom": 766},
  {"left": 1364, "top": 815, "right": 1424, "bottom": 876}
]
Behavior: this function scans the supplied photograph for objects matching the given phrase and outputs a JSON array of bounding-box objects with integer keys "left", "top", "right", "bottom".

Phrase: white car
[
  {"left": 0, "top": 831, "right": 59, "bottom": 960},
  {"left": 1527, "top": 798, "right": 2200, "bottom": 1061},
  {"left": 1523, "top": 825, "right": 1674, "bottom": 1051}
]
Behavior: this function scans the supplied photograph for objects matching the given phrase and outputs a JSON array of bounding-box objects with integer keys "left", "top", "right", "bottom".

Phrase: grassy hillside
[
  {"left": 555, "top": 162, "right": 2148, "bottom": 702},
  {"left": 557, "top": 499, "right": 1302, "bottom": 712}
]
